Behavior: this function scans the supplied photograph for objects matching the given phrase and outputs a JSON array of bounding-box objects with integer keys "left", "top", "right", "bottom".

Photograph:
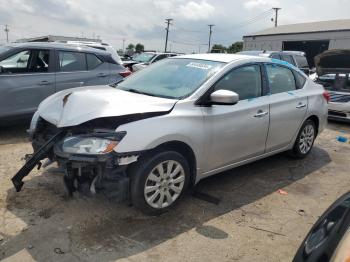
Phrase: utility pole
[
  {"left": 272, "top": 7, "right": 281, "bottom": 27},
  {"left": 208, "top": 24, "right": 214, "bottom": 53},
  {"left": 164, "top": 18, "right": 173, "bottom": 52},
  {"left": 122, "top": 38, "right": 125, "bottom": 53},
  {"left": 4, "top": 25, "right": 9, "bottom": 43}
]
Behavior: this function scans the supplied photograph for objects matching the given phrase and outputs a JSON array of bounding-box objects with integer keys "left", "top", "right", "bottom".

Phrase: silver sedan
[{"left": 14, "top": 54, "right": 328, "bottom": 215}]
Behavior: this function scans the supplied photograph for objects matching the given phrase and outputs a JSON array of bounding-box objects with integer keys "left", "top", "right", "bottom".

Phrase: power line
[
  {"left": 215, "top": 9, "right": 274, "bottom": 32},
  {"left": 164, "top": 18, "right": 173, "bottom": 52}
]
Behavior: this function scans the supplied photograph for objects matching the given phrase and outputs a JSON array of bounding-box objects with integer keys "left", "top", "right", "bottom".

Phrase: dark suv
[
  {"left": 238, "top": 50, "right": 310, "bottom": 75},
  {"left": 0, "top": 42, "right": 130, "bottom": 124}
]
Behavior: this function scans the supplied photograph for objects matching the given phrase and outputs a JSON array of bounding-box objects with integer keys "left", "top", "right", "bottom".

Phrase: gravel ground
[{"left": 0, "top": 121, "right": 350, "bottom": 262}]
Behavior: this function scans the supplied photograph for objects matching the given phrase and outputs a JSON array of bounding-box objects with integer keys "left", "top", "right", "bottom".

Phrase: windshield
[
  {"left": 117, "top": 58, "right": 225, "bottom": 99},
  {"left": 133, "top": 53, "right": 156, "bottom": 63}
]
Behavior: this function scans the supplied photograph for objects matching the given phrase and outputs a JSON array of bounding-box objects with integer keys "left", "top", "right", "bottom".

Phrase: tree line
[{"left": 211, "top": 42, "right": 243, "bottom": 53}]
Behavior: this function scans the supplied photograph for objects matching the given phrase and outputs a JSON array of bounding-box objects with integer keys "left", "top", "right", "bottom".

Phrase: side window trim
[{"left": 263, "top": 62, "right": 298, "bottom": 94}]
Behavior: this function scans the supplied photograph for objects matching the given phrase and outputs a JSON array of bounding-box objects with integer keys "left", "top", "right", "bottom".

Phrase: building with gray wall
[{"left": 243, "top": 19, "right": 350, "bottom": 66}]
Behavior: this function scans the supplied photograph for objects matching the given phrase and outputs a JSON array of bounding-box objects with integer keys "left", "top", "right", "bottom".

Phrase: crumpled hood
[
  {"left": 38, "top": 85, "right": 177, "bottom": 127},
  {"left": 315, "top": 49, "right": 350, "bottom": 76}
]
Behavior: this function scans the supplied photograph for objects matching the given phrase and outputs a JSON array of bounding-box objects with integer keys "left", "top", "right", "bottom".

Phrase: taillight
[
  {"left": 119, "top": 69, "right": 132, "bottom": 78},
  {"left": 323, "top": 90, "right": 330, "bottom": 103}
]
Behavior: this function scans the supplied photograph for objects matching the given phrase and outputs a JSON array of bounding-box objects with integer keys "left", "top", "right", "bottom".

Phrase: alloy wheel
[
  {"left": 299, "top": 124, "right": 315, "bottom": 154},
  {"left": 144, "top": 160, "right": 185, "bottom": 209}
]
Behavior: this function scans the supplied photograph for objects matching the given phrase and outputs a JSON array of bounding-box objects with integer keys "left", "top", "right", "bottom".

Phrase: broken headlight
[{"left": 59, "top": 132, "right": 126, "bottom": 155}]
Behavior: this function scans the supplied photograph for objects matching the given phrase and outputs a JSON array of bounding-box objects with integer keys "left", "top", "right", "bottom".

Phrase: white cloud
[
  {"left": 175, "top": 1, "right": 215, "bottom": 20},
  {"left": 1, "top": 0, "right": 350, "bottom": 53},
  {"left": 244, "top": 0, "right": 279, "bottom": 10}
]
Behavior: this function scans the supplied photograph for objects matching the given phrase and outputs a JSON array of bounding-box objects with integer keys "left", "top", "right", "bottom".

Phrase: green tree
[
  {"left": 135, "top": 43, "right": 145, "bottom": 53},
  {"left": 127, "top": 43, "right": 135, "bottom": 51},
  {"left": 227, "top": 41, "right": 243, "bottom": 53},
  {"left": 211, "top": 44, "right": 227, "bottom": 53}
]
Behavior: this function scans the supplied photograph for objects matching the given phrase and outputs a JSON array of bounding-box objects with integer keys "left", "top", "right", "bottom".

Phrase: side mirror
[{"left": 210, "top": 90, "right": 239, "bottom": 105}]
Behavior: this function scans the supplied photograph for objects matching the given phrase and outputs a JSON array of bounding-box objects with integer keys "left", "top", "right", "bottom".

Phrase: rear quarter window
[
  {"left": 293, "top": 70, "right": 307, "bottom": 89},
  {"left": 87, "top": 53, "right": 103, "bottom": 70}
]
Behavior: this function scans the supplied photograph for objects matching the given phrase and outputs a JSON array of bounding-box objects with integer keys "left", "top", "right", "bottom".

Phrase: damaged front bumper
[{"left": 12, "top": 126, "right": 140, "bottom": 202}]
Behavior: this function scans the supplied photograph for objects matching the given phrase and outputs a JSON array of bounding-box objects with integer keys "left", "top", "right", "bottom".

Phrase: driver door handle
[{"left": 254, "top": 110, "right": 268, "bottom": 118}]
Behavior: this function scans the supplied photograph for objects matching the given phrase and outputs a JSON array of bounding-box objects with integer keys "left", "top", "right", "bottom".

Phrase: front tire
[
  {"left": 290, "top": 119, "right": 316, "bottom": 158},
  {"left": 129, "top": 151, "right": 190, "bottom": 215}
]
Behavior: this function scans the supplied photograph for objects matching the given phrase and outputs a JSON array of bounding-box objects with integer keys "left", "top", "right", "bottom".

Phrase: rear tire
[
  {"left": 289, "top": 119, "right": 316, "bottom": 159},
  {"left": 129, "top": 151, "right": 190, "bottom": 215}
]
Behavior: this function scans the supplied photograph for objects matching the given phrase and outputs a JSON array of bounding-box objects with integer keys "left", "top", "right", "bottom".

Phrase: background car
[
  {"left": 0, "top": 42, "right": 130, "bottom": 124},
  {"left": 313, "top": 49, "right": 350, "bottom": 122},
  {"left": 238, "top": 50, "right": 310, "bottom": 75},
  {"left": 132, "top": 52, "right": 178, "bottom": 72}
]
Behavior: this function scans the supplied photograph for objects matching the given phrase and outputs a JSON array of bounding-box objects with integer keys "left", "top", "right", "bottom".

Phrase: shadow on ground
[
  {"left": 0, "top": 122, "right": 30, "bottom": 145},
  {"left": 1, "top": 146, "right": 331, "bottom": 261}
]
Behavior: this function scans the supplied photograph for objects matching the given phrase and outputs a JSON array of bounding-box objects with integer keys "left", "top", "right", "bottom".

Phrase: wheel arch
[
  {"left": 150, "top": 140, "right": 197, "bottom": 188},
  {"left": 306, "top": 115, "right": 319, "bottom": 136}
]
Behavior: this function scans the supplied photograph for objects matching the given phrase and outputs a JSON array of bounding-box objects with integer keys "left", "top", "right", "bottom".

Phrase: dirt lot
[{"left": 0, "top": 121, "right": 350, "bottom": 262}]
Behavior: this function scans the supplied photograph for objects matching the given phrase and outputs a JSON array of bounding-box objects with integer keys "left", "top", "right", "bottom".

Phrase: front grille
[
  {"left": 330, "top": 93, "right": 350, "bottom": 103},
  {"left": 329, "top": 110, "right": 347, "bottom": 118}
]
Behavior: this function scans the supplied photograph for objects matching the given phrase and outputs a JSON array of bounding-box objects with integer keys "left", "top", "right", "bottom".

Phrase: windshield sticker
[{"left": 186, "top": 62, "right": 212, "bottom": 70}]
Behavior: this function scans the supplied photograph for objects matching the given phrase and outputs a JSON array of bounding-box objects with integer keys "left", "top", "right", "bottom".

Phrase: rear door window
[
  {"left": 266, "top": 64, "right": 296, "bottom": 94},
  {"left": 58, "top": 51, "right": 87, "bottom": 72},
  {"left": 87, "top": 53, "right": 103, "bottom": 70},
  {"left": 214, "top": 64, "right": 262, "bottom": 100}
]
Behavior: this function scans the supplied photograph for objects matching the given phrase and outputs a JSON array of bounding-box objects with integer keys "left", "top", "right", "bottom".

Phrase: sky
[{"left": 0, "top": 0, "right": 350, "bottom": 53}]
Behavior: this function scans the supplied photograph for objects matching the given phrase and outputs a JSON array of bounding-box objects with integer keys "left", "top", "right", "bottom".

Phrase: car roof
[
  {"left": 174, "top": 53, "right": 266, "bottom": 63},
  {"left": 239, "top": 50, "right": 306, "bottom": 57},
  {"left": 7, "top": 42, "right": 109, "bottom": 55}
]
